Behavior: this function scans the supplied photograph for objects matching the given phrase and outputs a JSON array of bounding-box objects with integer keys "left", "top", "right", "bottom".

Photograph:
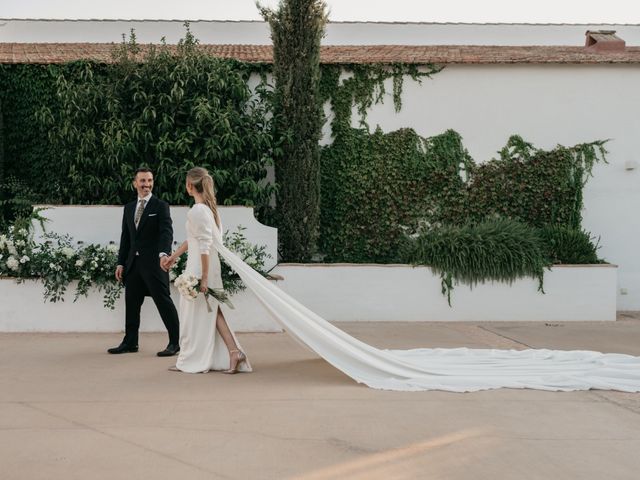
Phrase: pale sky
[{"left": 1, "top": 0, "right": 639, "bottom": 24}]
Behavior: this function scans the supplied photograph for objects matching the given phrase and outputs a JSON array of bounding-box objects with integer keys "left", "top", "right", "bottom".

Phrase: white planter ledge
[
  {"left": 0, "top": 278, "right": 283, "bottom": 333},
  {"left": 271, "top": 263, "right": 618, "bottom": 322},
  {"left": 0, "top": 263, "right": 617, "bottom": 332}
]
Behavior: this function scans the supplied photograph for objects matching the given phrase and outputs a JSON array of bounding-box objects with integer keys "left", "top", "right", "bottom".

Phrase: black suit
[{"left": 117, "top": 195, "right": 179, "bottom": 347}]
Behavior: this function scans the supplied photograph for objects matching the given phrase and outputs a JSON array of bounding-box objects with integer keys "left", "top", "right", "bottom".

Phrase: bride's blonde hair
[{"left": 186, "top": 167, "right": 221, "bottom": 227}]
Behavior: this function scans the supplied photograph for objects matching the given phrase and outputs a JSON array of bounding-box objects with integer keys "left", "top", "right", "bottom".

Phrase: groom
[{"left": 108, "top": 167, "right": 180, "bottom": 356}]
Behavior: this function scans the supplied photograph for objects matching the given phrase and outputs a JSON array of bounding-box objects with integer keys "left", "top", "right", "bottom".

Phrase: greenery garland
[{"left": 0, "top": 213, "right": 271, "bottom": 309}]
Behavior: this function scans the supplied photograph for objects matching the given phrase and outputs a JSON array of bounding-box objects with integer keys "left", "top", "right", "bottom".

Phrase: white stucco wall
[
  {"left": 341, "top": 63, "right": 640, "bottom": 309},
  {"left": 2, "top": 19, "right": 640, "bottom": 46}
]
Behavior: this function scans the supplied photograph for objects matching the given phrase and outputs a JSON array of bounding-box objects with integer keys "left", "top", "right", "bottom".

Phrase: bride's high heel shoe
[{"left": 223, "top": 349, "right": 247, "bottom": 374}]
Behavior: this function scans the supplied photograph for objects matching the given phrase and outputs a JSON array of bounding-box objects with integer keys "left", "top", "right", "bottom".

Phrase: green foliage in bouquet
[{"left": 399, "top": 217, "right": 551, "bottom": 304}]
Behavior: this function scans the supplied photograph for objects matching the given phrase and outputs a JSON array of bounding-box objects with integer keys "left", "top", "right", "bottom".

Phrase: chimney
[{"left": 585, "top": 30, "right": 626, "bottom": 52}]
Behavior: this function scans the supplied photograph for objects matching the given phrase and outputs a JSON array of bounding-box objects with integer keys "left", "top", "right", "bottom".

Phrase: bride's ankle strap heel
[{"left": 223, "top": 349, "right": 247, "bottom": 374}]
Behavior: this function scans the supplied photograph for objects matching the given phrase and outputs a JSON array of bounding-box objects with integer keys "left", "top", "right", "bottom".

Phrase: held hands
[{"left": 160, "top": 255, "right": 176, "bottom": 272}]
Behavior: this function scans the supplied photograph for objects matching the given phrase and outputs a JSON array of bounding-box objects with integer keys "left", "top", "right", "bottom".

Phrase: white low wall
[
  {"left": 0, "top": 278, "right": 283, "bottom": 333},
  {"left": 272, "top": 264, "right": 618, "bottom": 322},
  {"left": 0, "top": 264, "right": 617, "bottom": 332}
]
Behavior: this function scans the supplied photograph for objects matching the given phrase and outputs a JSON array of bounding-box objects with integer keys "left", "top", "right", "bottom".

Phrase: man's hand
[
  {"left": 115, "top": 265, "right": 124, "bottom": 282},
  {"left": 160, "top": 256, "right": 174, "bottom": 272}
]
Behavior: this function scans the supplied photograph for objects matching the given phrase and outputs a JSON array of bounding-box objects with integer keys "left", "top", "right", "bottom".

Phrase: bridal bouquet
[{"left": 174, "top": 273, "right": 234, "bottom": 311}]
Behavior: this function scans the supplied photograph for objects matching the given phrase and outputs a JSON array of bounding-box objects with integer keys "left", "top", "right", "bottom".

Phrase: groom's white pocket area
[{"left": 148, "top": 213, "right": 157, "bottom": 217}]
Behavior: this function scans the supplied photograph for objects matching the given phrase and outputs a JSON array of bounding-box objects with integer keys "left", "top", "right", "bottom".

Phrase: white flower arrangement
[
  {"left": 1, "top": 220, "right": 266, "bottom": 312},
  {"left": 174, "top": 272, "right": 234, "bottom": 311}
]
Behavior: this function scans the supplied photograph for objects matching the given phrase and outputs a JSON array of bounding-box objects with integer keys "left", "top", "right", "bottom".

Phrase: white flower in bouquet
[
  {"left": 19, "top": 255, "right": 30, "bottom": 264},
  {"left": 90, "top": 261, "right": 98, "bottom": 270},
  {"left": 61, "top": 247, "right": 75, "bottom": 258},
  {"left": 0, "top": 235, "right": 7, "bottom": 249},
  {"left": 169, "top": 270, "right": 177, "bottom": 281},
  {"left": 7, "top": 242, "right": 17, "bottom": 256},
  {"left": 6, "top": 256, "right": 19, "bottom": 271},
  {"left": 106, "top": 244, "right": 119, "bottom": 253},
  {"left": 75, "top": 259, "right": 84, "bottom": 267},
  {"left": 18, "top": 229, "right": 28, "bottom": 236},
  {"left": 15, "top": 240, "right": 25, "bottom": 247}
]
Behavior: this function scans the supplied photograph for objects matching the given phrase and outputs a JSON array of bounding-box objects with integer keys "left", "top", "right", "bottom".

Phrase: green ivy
[
  {"left": 0, "top": 63, "right": 76, "bottom": 202},
  {"left": 319, "top": 63, "right": 443, "bottom": 136},
  {"left": 320, "top": 126, "right": 607, "bottom": 263}
]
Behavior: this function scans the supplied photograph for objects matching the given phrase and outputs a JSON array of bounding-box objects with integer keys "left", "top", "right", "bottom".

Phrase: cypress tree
[{"left": 261, "top": 0, "right": 328, "bottom": 261}]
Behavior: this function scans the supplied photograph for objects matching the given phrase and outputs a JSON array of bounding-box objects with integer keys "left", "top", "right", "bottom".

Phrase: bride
[
  {"left": 165, "top": 167, "right": 640, "bottom": 392},
  {"left": 163, "top": 167, "right": 251, "bottom": 374}
]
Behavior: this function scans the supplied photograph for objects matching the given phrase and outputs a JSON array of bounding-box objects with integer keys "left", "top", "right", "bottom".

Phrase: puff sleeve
[{"left": 189, "top": 204, "right": 214, "bottom": 255}]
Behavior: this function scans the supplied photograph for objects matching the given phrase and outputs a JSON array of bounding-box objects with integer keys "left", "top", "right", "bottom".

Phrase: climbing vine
[{"left": 319, "top": 63, "right": 443, "bottom": 135}]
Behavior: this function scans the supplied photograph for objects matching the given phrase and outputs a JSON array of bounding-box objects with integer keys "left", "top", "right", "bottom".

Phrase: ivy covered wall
[{"left": 0, "top": 46, "right": 608, "bottom": 266}]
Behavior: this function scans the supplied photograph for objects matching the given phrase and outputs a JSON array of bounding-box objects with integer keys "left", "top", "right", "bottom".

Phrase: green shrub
[
  {"left": 539, "top": 226, "right": 602, "bottom": 264},
  {"left": 25, "top": 27, "right": 277, "bottom": 220},
  {"left": 399, "top": 217, "right": 550, "bottom": 304}
]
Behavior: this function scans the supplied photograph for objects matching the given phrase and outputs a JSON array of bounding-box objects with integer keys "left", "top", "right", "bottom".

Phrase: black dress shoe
[
  {"left": 108, "top": 343, "right": 139, "bottom": 354},
  {"left": 157, "top": 344, "right": 180, "bottom": 357}
]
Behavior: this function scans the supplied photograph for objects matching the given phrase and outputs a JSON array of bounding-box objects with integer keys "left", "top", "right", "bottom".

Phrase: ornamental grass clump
[
  {"left": 538, "top": 225, "right": 602, "bottom": 265},
  {"left": 399, "top": 217, "right": 551, "bottom": 304}
]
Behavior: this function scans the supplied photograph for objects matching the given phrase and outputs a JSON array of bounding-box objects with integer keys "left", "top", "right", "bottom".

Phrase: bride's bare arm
[
  {"left": 200, "top": 253, "right": 210, "bottom": 292},
  {"left": 164, "top": 241, "right": 188, "bottom": 269}
]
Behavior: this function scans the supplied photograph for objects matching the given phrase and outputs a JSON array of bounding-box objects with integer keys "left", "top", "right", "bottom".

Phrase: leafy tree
[{"left": 37, "top": 25, "right": 276, "bottom": 220}]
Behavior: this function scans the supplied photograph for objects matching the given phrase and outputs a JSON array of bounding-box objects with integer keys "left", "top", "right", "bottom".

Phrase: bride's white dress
[
  {"left": 186, "top": 203, "right": 640, "bottom": 392},
  {"left": 175, "top": 204, "right": 251, "bottom": 373}
]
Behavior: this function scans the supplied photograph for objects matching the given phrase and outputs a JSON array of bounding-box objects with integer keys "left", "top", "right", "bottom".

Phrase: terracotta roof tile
[{"left": 1, "top": 43, "right": 640, "bottom": 64}]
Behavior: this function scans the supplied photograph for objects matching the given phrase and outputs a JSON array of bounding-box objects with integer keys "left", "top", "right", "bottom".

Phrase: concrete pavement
[{"left": 2, "top": 317, "right": 640, "bottom": 479}]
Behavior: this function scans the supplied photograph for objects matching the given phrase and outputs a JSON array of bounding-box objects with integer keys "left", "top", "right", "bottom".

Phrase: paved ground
[{"left": 3, "top": 316, "right": 640, "bottom": 480}]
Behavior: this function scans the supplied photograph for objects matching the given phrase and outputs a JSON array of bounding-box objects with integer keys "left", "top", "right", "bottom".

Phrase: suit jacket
[{"left": 117, "top": 195, "right": 174, "bottom": 276}]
